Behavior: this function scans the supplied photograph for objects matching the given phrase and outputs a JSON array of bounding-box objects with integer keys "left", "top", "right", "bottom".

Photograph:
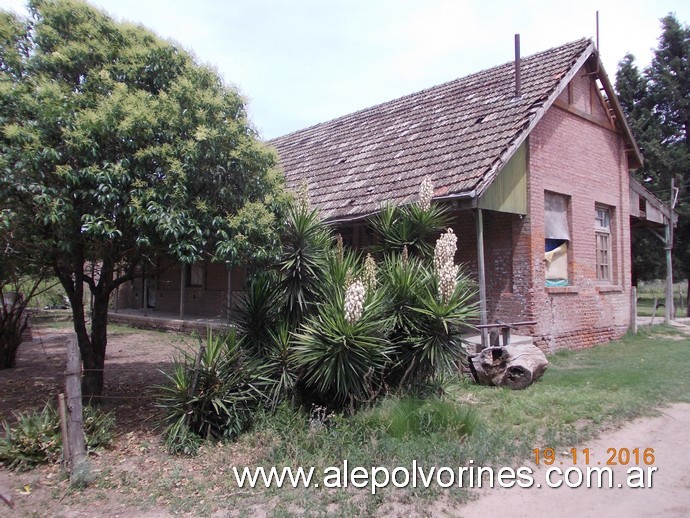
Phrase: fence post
[
  {"left": 57, "top": 393, "right": 70, "bottom": 467},
  {"left": 64, "top": 334, "right": 87, "bottom": 480},
  {"left": 630, "top": 287, "right": 638, "bottom": 334}
]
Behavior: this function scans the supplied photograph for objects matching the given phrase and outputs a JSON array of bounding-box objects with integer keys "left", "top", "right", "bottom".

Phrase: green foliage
[
  {"left": 615, "top": 14, "right": 690, "bottom": 283},
  {"left": 373, "top": 397, "right": 478, "bottom": 440},
  {"left": 404, "top": 267, "right": 477, "bottom": 380},
  {"left": 277, "top": 204, "right": 331, "bottom": 326},
  {"left": 368, "top": 202, "right": 450, "bottom": 258},
  {"left": 262, "top": 322, "right": 297, "bottom": 409},
  {"left": 291, "top": 289, "right": 393, "bottom": 406},
  {"left": 381, "top": 253, "right": 477, "bottom": 387},
  {"left": 158, "top": 329, "right": 269, "bottom": 455},
  {"left": 0, "top": 403, "right": 114, "bottom": 471},
  {"left": 0, "top": 0, "right": 287, "bottom": 395},
  {"left": 235, "top": 271, "right": 283, "bottom": 355},
  {"left": 159, "top": 193, "right": 476, "bottom": 439}
]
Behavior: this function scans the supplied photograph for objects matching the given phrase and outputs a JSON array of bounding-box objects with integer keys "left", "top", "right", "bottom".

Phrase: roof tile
[{"left": 270, "top": 38, "right": 593, "bottom": 220}]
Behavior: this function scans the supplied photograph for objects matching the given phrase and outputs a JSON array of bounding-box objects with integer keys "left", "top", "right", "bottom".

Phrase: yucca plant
[
  {"left": 278, "top": 203, "right": 332, "bottom": 326},
  {"left": 291, "top": 287, "right": 393, "bottom": 409},
  {"left": 158, "top": 328, "right": 269, "bottom": 455},
  {"left": 368, "top": 202, "right": 450, "bottom": 259},
  {"left": 403, "top": 271, "right": 477, "bottom": 383},
  {"left": 380, "top": 238, "right": 478, "bottom": 388},
  {"left": 236, "top": 270, "right": 283, "bottom": 355},
  {"left": 312, "top": 246, "right": 361, "bottom": 304},
  {"left": 261, "top": 321, "right": 297, "bottom": 409},
  {"left": 379, "top": 253, "right": 429, "bottom": 386}
]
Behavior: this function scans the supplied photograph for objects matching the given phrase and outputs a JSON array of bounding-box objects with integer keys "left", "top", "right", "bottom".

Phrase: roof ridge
[{"left": 269, "top": 37, "right": 592, "bottom": 143}]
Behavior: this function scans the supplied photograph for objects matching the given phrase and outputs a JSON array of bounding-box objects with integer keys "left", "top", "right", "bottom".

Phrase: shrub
[
  {"left": 158, "top": 328, "right": 269, "bottom": 455},
  {"left": 0, "top": 403, "right": 114, "bottom": 471},
  {"left": 291, "top": 288, "right": 393, "bottom": 409},
  {"left": 368, "top": 202, "right": 450, "bottom": 258},
  {"left": 236, "top": 271, "right": 283, "bottom": 356},
  {"left": 278, "top": 204, "right": 331, "bottom": 326},
  {"left": 382, "top": 251, "right": 477, "bottom": 388}
]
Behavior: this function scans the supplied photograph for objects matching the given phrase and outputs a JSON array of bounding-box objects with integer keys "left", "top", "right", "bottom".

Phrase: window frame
[
  {"left": 186, "top": 263, "right": 204, "bottom": 288},
  {"left": 595, "top": 206, "right": 612, "bottom": 282},
  {"left": 544, "top": 191, "right": 571, "bottom": 287}
]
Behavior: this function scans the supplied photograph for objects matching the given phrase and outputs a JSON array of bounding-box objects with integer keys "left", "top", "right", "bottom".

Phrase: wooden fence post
[
  {"left": 630, "top": 287, "right": 638, "bottom": 334},
  {"left": 64, "top": 334, "right": 87, "bottom": 480},
  {"left": 57, "top": 393, "right": 70, "bottom": 467}
]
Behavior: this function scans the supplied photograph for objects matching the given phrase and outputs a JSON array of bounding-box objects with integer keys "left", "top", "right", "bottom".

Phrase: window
[
  {"left": 186, "top": 264, "right": 204, "bottom": 287},
  {"left": 544, "top": 192, "right": 570, "bottom": 286},
  {"left": 595, "top": 206, "right": 612, "bottom": 281}
]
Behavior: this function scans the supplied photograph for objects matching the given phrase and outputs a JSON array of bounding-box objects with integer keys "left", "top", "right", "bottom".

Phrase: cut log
[{"left": 470, "top": 342, "right": 548, "bottom": 390}]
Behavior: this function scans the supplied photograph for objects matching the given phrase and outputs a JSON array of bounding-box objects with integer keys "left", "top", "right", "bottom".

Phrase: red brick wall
[
  {"left": 525, "top": 70, "right": 631, "bottom": 352},
  {"left": 117, "top": 261, "right": 247, "bottom": 318},
  {"left": 453, "top": 211, "right": 534, "bottom": 332}
]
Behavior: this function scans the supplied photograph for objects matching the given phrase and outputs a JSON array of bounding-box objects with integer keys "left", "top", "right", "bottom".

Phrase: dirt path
[
  {"left": 2, "top": 323, "right": 689, "bottom": 516},
  {"left": 459, "top": 402, "right": 690, "bottom": 517}
]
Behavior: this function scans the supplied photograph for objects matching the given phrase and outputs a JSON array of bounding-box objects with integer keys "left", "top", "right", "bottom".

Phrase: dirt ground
[
  {"left": 1, "top": 323, "right": 690, "bottom": 517},
  {"left": 0, "top": 323, "right": 183, "bottom": 516},
  {"left": 459, "top": 402, "right": 690, "bottom": 517}
]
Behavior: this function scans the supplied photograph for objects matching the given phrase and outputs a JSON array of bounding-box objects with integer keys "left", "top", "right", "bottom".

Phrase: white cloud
[{"left": 1, "top": 0, "right": 688, "bottom": 138}]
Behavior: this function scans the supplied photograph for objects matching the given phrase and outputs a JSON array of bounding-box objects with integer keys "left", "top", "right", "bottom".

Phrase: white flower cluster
[
  {"left": 297, "top": 179, "right": 310, "bottom": 212},
  {"left": 434, "top": 228, "right": 459, "bottom": 303},
  {"left": 419, "top": 176, "right": 433, "bottom": 211},
  {"left": 344, "top": 278, "right": 366, "bottom": 324},
  {"left": 363, "top": 253, "right": 377, "bottom": 290}
]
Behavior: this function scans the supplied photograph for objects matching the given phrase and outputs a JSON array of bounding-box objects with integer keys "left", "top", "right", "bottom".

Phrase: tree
[
  {"left": 615, "top": 14, "right": 690, "bottom": 290},
  {"left": 0, "top": 244, "right": 44, "bottom": 369},
  {"left": 0, "top": 0, "right": 286, "bottom": 398}
]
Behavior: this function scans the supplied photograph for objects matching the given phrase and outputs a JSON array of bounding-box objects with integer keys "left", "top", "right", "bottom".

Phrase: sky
[{"left": 1, "top": 0, "right": 689, "bottom": 140}]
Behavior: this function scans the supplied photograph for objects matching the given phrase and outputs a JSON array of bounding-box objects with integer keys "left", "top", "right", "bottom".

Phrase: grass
[
  {"left": 141, "top": 326, "right": 689, "bottom": 516},
  {"left": 635, "top": 279, "right": 688, "bottom": 317},
  {"left": 15, "top": 325, "right": 690, "bottom": 516}
]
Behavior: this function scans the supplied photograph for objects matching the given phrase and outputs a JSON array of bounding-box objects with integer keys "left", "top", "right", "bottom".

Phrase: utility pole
[{"left": 665, "top": 178, "right": 679, "bottom": 324}]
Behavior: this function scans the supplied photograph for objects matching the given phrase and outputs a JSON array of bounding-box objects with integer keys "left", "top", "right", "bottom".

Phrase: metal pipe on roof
[{"left": 514, "top": 34, "right": 522, "bottom": 98}]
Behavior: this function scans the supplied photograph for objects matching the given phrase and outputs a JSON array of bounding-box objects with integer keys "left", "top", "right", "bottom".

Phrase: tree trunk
[
  {"left": 83, "top": 292, "right": 109, "bottom": 402},
  {"left": 58, "top": 265, "right": 107, "bottom": 402},
  {"left": 470, "top": 343, "right": 548, "bottom": 390}
]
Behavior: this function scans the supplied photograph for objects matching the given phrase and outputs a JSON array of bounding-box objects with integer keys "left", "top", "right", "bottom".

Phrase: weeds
[{"left": 0, "top": 403, "right": 114, "bottom": 471}]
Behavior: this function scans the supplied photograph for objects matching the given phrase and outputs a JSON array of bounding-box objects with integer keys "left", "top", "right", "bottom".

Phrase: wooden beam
[
  {"left": 476, "top": 208, "right": 488, "bottom": 348},
  {"left": 553, "top": 98, "right": 614, "bottom": 131},
  {"left": 179, "top": 267, "right": 186, "bottom": 320},
  {"left": 226, "top": 266, "right": 233, "bottom": 323},
  {"left": 64, "top": 335, "right": 87, "bottom": 479}
]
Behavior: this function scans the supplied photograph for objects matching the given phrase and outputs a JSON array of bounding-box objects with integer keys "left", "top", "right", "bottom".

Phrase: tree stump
[{"left": 470, "top": 342, "right": 548, "bottom": 390}]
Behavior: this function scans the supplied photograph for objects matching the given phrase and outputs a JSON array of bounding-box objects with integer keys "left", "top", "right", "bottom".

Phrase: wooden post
[
  {"left": 665, "top": 221, "right": 673, "bottom": 324},
  {"left": 64, "top": 334, "right": 87, "bottom": 479},
  {"left": 226, "top": 266, "right": 233, "bottom": 323},
  {"left": 476, "top": 209, "right": 488, "bottom": 348},
  {"left": 631, "top": 287, "right": 638, "bottom": 330},
  {"left": 665, "top": 178, "right": 676, "bottom": 324},
  {"left": 179, "top": 267, "right": 186, "bottom": 320},
  {"left": 57, "top": 393, "right": 70, "bottom": 467}
]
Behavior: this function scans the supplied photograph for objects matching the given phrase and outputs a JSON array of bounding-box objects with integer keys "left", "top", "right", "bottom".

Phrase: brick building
[
  {"left": 269, "top": 38, "right": 660, "bottom": 352},
  {"left": 116, "top": 38, "right": 672, "bottom": 351}
]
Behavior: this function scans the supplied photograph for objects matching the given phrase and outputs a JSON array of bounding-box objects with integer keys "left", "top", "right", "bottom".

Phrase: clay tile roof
[{"left": 270, "top": 38, "right": 594, "bottom": 221}]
